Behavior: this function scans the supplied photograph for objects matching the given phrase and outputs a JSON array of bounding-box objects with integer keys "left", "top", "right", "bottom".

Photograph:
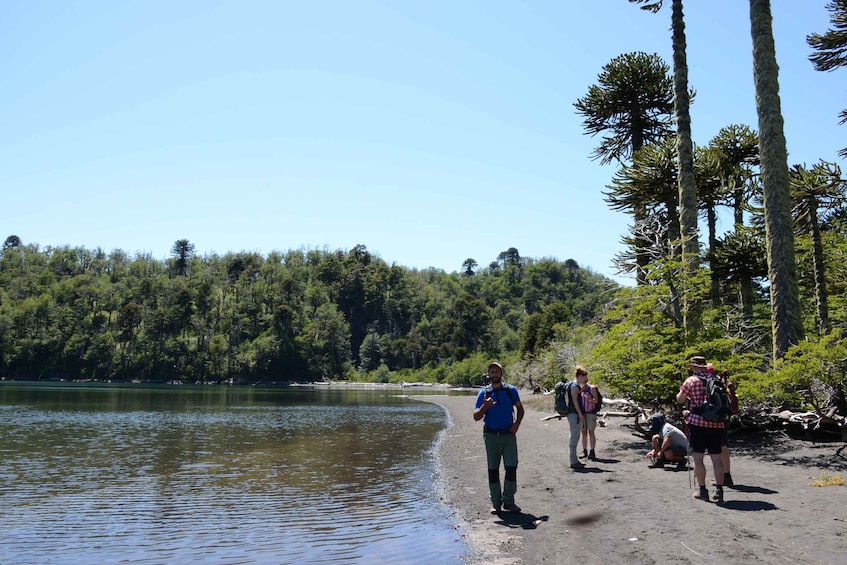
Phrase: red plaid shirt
[{"left": 680, "top": 375, "right": 725, "bottom": 429}]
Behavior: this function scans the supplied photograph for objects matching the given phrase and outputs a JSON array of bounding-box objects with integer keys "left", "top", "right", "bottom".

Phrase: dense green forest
[
  {"left": 3, "top": 2, "right": 847, "bottom": 426},
  {"left": 0, "top": 238, "right": 615, "bottom": 386}
]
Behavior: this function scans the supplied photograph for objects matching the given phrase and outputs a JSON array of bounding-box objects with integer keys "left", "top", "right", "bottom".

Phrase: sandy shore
[{"left": 416, "top": 394, "right": 847, "bottom": 565}]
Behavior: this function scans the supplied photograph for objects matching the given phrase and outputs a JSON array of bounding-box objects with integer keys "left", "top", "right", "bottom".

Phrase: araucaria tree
[
  {"left": 629, "top": 0, "right": 700, "bottom": 334},
  {"left": 574, "top": 51, "right": 675, "bottom": 284},
  {"left": 807, "top": 0, "right": 847, "bottom": 158},
  {"left": 790, "top": 161, "right": 847, "bottom": 334},
  {"left": 749, "top": 0, "right": 803, "bottom": 359}
]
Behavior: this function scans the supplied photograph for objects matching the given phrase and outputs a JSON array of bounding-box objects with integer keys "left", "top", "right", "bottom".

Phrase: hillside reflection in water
[{"left": 0, "top": 383, "right": 468, "bottom": 564}]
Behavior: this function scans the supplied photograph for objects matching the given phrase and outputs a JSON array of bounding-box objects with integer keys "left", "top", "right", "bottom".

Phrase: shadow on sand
[
  {"left": 720, "top": 499, "right": 779, "bottom": 511},
  {"left": 494, "top": 512, "right": 549, "bottom": 530}
]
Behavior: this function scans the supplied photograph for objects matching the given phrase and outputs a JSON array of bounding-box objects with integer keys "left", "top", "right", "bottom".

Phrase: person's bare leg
[
  {"left": 693, "top": 452, "right": 706, "bottom": 485},
  {"left": 710, "top": 453, "right": 724, "bottom": 486},
  {"left": 710, "top": 452, "right": 725, "bottom": 502},
  {"left": 663, "top": 449, "right": 682, "bottom": 462}
]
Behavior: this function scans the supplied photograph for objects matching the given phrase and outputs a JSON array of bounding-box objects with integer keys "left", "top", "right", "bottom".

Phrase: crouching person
[{"left": 646, "top": 413, "right": 689, "bottom": 470}]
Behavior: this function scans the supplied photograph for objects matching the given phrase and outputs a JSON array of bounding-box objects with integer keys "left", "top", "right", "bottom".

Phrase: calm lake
[{"left": 0, "top": 382, "right": 471, "bottom": 564}]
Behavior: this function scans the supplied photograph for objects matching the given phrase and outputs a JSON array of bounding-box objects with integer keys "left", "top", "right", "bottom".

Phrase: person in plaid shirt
[{"left": 676, "top": 355, "right": 726, "bottom": 503}]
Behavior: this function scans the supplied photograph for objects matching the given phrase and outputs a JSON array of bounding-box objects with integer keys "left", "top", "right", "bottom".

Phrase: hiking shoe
[
  {"left": 675, "top": 460, "right": 688, "bottom": 471},
  {"left": 588, "top": 449, "right": 596, "bottom": 460},
  {"left": 490, "top": 505, "right": 502, "bottom": 514},
  {"left": 713, "top": 488, "right": 725, "bottom": 503},
  {"left": 570, "top": 462, "right": 586, "bottom": 470},
  {"left": 503, "top": 502, "right": 521, "bottom": 513},
  {"left": 647, "top": 459, "right": 665, "bottom": 468},
  {"left": 693, "top": 486, "right": 710, "bottom": 500},
  {"left": 581, "top": 448, "right": 588, "bottom": 458},
  {"left": 712, "top": 474, "right": 734, "bottom": 487}
]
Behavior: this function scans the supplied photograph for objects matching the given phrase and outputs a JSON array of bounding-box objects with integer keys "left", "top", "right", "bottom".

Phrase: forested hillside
[{"left": 0, "top": 238, "right": 616, "bottom": 384}]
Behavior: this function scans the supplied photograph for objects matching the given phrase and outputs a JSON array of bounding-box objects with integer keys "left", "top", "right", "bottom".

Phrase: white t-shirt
[{"left": 661, "top": 423, "right": 690, "bottom": 450}]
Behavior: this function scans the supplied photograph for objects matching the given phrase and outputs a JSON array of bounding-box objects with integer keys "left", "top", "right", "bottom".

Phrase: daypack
[
  {"left": 691, "top": 375, "right": 733, "bottom": 422},
  {"left": 587, "top": 385, "right": 603, "bottom": 414},
  {"left": 554, "top": 381, "right": 577, "bottom": 415},
  {"left": 727, "top": 384, "right": 739, "bottom": 415}
]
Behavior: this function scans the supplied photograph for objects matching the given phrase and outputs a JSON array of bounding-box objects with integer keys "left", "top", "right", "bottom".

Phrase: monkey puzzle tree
[
  {"left": 750, "top": 0, "right": 804, "bottom": 359},
  {"left": 575, "top": 51, "right": 675, "bottom": 284},
  {"left": 790, "top": 160, "right": 847, "bottom": 334},
  {"left": 629, "top": 0, "right": 700, "bottom": 333},
  {"left": 807, "top": 0, "right": 847, "bottom": 158}
]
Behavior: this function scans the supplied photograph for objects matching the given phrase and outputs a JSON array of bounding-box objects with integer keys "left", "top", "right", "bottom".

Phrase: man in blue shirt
[{"left": 473, "top": 362, "right": 524, "bottom": 514}]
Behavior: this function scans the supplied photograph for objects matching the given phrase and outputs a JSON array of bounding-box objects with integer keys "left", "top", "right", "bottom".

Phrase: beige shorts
[{"left": 582, "top": 413, "right": 597, "bottom": 431}]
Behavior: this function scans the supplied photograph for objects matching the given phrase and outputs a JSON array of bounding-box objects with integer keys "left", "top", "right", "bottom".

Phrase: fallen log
[{"left": 774, "top": 409, "right": 847, "bottom": 441}]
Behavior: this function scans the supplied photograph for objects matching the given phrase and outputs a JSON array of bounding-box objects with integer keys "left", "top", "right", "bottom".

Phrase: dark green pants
[{"left": 484, "top": 432, "right": 518, "bottom": 506}]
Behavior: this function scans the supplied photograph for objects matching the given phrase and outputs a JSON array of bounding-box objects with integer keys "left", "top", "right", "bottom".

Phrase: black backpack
[
  {"left": 554, "top": 381, "right": 577, "bottom": 415},
  {"left": 691, "top": 375, "right": 733, "bottom": 422}
]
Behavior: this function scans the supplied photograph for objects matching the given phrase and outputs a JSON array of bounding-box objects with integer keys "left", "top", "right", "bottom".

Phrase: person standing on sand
[
  {"left": 577, "top": 369, "right": 600, "bottom": 460},
  {"left": 709, "top": 367, "right": 737, "bottom": 487},
  {"left": 473, "top": 362, "right": 524, "bottom": 514},
  {"left": 566, "top": 366, "right": 587, "bottom": 470},
  {"left": 677, "top": 356, "right": 725, "bottom": 503}
]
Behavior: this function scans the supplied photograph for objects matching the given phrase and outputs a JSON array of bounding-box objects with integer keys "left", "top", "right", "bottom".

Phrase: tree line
[
  {"left": 0, "top": 237, "right": 615, "bottom": 385},
  {"left": 537, "top": 0, "right": 847, "bottom": 419}
]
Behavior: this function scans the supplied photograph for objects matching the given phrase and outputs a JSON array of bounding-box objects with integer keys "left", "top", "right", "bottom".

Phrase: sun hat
[{"left": 686, "top": 355, "right": 707, "bottom": 368}]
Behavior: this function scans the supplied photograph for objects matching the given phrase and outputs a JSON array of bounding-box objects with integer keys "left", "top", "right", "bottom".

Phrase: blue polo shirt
[{"left": 475, "top": 384, "right": 520, "bottom": 430}]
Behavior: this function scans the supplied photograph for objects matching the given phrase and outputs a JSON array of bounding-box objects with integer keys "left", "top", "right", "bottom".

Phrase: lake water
[{"left": 0, "top": 383, "right": 471, "bottom": 564}]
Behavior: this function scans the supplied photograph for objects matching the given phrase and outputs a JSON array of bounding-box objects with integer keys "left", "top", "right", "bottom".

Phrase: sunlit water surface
[{"left": 0, "top": 383, "right": 468, "bottom": 564}]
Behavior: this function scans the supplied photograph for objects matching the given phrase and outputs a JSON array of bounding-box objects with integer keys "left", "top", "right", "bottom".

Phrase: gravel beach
[{"left": 417, "top": 394, "right": 847, "bottom": 565}]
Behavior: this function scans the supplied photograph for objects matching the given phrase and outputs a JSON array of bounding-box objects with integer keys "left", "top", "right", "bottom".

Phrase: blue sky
[{"left": 1, "top": 1, "right": 844, "bottom": 285}]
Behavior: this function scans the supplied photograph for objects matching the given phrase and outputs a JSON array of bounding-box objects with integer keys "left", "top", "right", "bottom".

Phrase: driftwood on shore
[
  {"left": 539, "top": 394, "right": 847, "bottom": 442},
  {"left": 775, "top": 408, "right": 847, "bottom": 441},
  {"left": 539, "top": 397, "right": 653, "bottom": 431}
]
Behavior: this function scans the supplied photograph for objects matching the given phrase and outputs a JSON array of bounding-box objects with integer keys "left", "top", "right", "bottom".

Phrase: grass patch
[
  {"left": 520, "top": 393, "right": 555, "bottom": 414},
  {"left": 809, "top": 473, "right": 845, "bottom": 487}
]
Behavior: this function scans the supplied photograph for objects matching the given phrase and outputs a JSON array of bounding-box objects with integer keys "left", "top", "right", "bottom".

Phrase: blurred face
[{"left": 488, "top": 365, "right": 503, "bottom": 383}]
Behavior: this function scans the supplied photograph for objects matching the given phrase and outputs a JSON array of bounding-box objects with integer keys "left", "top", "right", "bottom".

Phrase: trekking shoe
[
  {"left": 581, "top": 448, "right": 588, "bottom": 459},
  {"left": 675, "top": 459, "right": 688, "bottom": 471},
  {"left": 693, "top": 486, "right": 710, "bottom": 500},
  {"left": 570, "top": 461, "right": 586, "bottom": 470},
  {"left": 490, "top": 505, "right": 502, "bottom": 514},
  {"left": 712, "top": 473, "right": 734, "bottom": 487},
  {"left": 713, "top": 487, "right": 725, "bottom": 503},
  {"left": 588, "top": 449, "right": 596, "bottom": 460},
  {"left": 647, "top": 459, "right": 665, "bottom": 468},
  {"left": 503, "top": 502, "right": 521, "bottom": 513}
]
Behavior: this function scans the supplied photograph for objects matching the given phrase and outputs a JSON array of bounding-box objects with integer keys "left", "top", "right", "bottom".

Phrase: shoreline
[{"left": 418, "top": 394, "right": 847, "bottom": 565}]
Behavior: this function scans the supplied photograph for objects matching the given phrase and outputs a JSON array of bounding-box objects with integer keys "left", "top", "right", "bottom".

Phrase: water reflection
[{"left": 0, "top": 384, "right": 468, "bottom": 564}]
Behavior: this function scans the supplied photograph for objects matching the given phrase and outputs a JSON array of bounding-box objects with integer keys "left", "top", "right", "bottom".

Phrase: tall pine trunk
[
  {"left": 807, "top": 195, "right": 831, "bottom": 333},
  {"left": 671, "top": 0, "right": 700, "bottom": 334},
  {"left": 750, "top": 0, "right": 803, "bottom": 359}
]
